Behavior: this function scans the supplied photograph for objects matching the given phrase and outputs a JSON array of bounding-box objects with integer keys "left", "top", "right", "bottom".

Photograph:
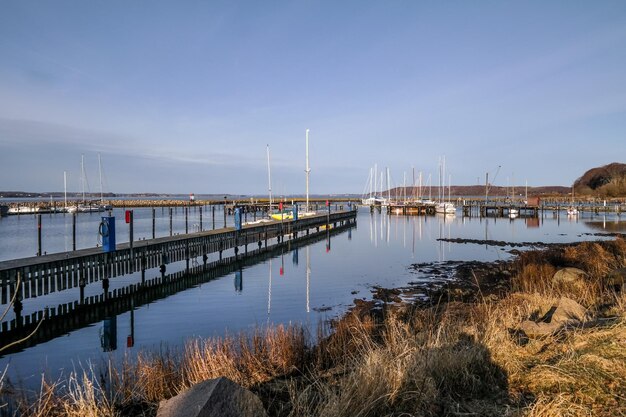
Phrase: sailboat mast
[
  {"left": 305, "top": 129, "right": 310, "bottom": 212},
  {"left": 64, "top": 171, "right": 67, "bottom": 208},
  {"left": 387, "top": 167, "right": 391, "bottom": 201},
  {"left": 81, "top": 154, "right": 85, "bottom": 202},
  {"left": 438, "top": 157, "right": 442, "bottom": 202},
  {"left": 525, "top": 180, "right": 528, "bottom": 202},
  {"left": 428, "top": 174, "right": 432, "bottom": 201},
  {"left": 412, "top": 167, "right": 415, "bottom": 201},
  {"left": 98, "top": 153, "right": 103, "bottom": 203},
  {"left": 266, "top": 145, "right": 273, "bottom": 211},
  {"left": 403, "top": 172, "right": 406, "bottom": 203},
  {"left": 374, "top": 163, "right": 378, "bottom": 199},
  {"left": 419, "top": 171, "right": 422, "bottom": 201}
]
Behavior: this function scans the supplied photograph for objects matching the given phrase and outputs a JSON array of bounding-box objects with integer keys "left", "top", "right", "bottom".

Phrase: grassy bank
[{"left": 2, "top": 239, "right": 626, "bottom": 416}]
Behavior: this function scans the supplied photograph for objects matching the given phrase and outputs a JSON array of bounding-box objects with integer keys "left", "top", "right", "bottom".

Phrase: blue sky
[{"left": 1, "top": 1, "right": 625, "bottom": 194}]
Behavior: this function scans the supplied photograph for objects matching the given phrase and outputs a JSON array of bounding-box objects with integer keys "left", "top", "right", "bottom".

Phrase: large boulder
[
  {"left": 550, "top": 297, "right": 588, "bottom": 324},
  {"left": 156, "top": 377, "right": 268, "bottom": 417},
  {"left": 552, "top": 267, "right": 587, "bottom": 285},
  {"left": 519, "top": 297, "right": 588, "bottom": 339}
]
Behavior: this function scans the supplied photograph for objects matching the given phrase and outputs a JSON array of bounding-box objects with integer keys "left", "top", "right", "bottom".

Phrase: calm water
[{"left": 0, "top": 208, "right": 624, "bottom": 388}]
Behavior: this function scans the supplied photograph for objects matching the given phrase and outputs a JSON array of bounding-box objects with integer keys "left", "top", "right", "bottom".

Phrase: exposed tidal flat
[{"left": 1, "top": 209, "right": 626, "bottom": 416}]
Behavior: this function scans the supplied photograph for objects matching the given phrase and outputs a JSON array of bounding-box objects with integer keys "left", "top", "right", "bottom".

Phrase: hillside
[
  {"left": 386, "top": 185, "right": 569, "bottom": 198},
  {"left": 573, "top": 162, "right": 626, "bottom": 197}
]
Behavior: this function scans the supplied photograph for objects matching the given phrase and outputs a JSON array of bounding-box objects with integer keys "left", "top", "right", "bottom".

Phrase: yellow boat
[{"left": 270, "top": 211, "right": 294, "bottom": 221}]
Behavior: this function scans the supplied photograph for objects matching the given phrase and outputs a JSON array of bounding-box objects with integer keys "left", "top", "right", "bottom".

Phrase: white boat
[
  {"left": 567, "top": 186, "right": 578, "bottom": 216},
  {"left": 435, "top": 202, "right": 456, "bottom": 214},
  {"left": 67, "top": 204, "right": 105, "bottom": 214},
  {"left": 7, "top": 206, "right": 39, "bottom": 214},
  {"left": 509, "top": 208, "right": 519, "bottom": 215}
]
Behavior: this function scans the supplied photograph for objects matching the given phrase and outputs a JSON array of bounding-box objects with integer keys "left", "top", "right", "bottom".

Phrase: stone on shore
[
  {"left": 156, "top": 377, "right": 268, "bottom": 417},
  {"left": 552, "top": 267, "right": 587, "bottom": 285},
  {"left": 519, "top": 297, "right": 589, "bottom": 338}
]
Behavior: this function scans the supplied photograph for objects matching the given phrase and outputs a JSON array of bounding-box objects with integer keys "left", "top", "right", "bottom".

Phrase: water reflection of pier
[{"left": 0, "top": 221, "right": 353, "bottom": 355}]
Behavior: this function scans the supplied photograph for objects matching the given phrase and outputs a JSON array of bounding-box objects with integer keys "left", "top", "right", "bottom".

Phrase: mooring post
[
  {"left": 199, "top": 207, "right": 203, "bottom": 231},
  {"left": 185, "top": 207, "right": 188, "bottom": 234},
  {"left": 223, "top": 200, "right": 227, "bottom": 228},
  {"left": 79, "top": 279, "right": 85, "bottom": 304},
  {"left": 129, "top": 210, "right": 134, "bottom": 254},
  {"left": 327, "top": 201, "right": 330, "bottom": 228},
  {"left": 212, "top": 205, "right": 216, "bottom": 229},
  {"left": 152, "top": 207, "right": 156, "bottom": 239},
  {"left": 37, "top": 214, "right": 42, "bottom": 256},
  {"left": 169, "top": 207, "right": 173, "bottom": 236},
  {"left": 72, "top": 212, "right": 77, "bottom": 251}
]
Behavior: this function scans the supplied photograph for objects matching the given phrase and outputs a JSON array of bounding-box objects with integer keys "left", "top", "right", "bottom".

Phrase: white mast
[
  {"left": 403, "top": 172, "right": 406, "bottom": 203},
  {"left": 525, "top": 179, "right": 528, "bottom": 202},
  {"left": 63, "top": 171, "right": 67, "bottom": 208},
  {"left": 374, "top": 163, "right": 378, "bottom": 199},
  {"left": 412, "top": 167, "right": 415, "bottom": 201},
  {"left": 305, "top": 129, "right": 310, "bottom": 212},
  {"left": 266, "top": 145, "right": 273, "bottom": 211},
  {"left": 419, "top": 171, "right": 423, "bottom": 201},
  {"left": 387, "top": 167, "right": 391, "bottom": 201},
  {"left": 81, "top": 154, "right": 85, "bottom": 202},
  {"left": 98, "top": 153, "right": 103, "bottom": 203},
  {"left": 438, "top": 157, "right": 442, "bottom": 202}
]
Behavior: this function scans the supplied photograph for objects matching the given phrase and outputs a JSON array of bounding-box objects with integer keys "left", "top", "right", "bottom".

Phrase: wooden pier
[
  {"left": 0, "top": 219, "right": 354, "bottom": 354},
  {"left": 0, "top": 210, "right": 357, "bottom": 305}
]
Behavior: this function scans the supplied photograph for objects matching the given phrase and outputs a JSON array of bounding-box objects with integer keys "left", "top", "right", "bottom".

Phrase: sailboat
[
  {"left": 67, "top": 154, "right": 108, "bottom": 213},
  {"left": 567, "top": 186, "right": 578, "bottom": 216},
  {"left": 265, "top": 145, "right": 293, "bottom": 221},
  {"left": 435, "top": 157, "right": 456, "bottom": 214},
  {"left": 509, "top": 176, "right": 519, "bottom": 216}
]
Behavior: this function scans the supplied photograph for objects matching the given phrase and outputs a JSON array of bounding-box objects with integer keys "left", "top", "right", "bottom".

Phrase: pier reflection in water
[{"left": 1, "top": 208, "right": 624, "bottom": 388}]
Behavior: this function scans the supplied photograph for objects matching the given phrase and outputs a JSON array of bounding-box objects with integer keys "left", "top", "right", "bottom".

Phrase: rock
[
  {"left": 552, "top": 267, "right": 587, "bottom": 284},
  {"left": 156, "top": 377, "right": 268, "bottom": 417},
  {"left": 519, "top": 297, "right": 588, "bottom": 339},
  {"left": 519, "top": 320, "right": 561, "bottom": 338},
  {"left": 549, "top": 297, "right": 588, "bottom": 324}
]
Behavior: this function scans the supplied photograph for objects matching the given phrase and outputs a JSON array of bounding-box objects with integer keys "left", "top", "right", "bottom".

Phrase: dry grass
[{"left": 6, "top": 237, "right": 626, "bottom": 416}]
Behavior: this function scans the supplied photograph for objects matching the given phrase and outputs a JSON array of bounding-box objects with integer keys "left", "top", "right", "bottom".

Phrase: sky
[{"left": 1, "top": 1, "right": 625, "bottom": 195}]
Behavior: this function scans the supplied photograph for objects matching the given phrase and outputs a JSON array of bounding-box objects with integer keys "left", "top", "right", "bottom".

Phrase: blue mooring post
[
  {"left": 292, "top": 204, "right": 298, "bottom": 221},
  {"left": 101, "top": 216, "right": 116, "bottom": 253}
]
